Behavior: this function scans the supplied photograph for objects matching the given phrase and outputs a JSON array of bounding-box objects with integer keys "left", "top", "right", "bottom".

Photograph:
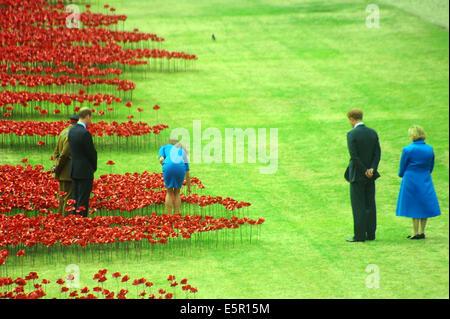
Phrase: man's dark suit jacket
[
  {"left": 68, "top": 123, "right": 97, "bottom": 180},
  {"left": 345, "top": 124, "right": 381, "bottom": 183}
]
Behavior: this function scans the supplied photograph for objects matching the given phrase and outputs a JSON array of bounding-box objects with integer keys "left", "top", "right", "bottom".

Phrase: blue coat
[
  {"left": 396, "top": 140, "right": 441, "bottom": 218},
  {"left": 158, "top": 144, "right": 189, "bottom": 189}
]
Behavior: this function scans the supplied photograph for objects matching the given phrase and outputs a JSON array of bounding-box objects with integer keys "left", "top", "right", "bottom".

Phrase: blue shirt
[{"left": 77, "top": 121, "right": 86, "bottom": 129}]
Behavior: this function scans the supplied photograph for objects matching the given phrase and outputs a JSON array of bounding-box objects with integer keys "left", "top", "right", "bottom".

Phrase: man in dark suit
[
  {"left": 345, "top": 109, "right": 381, "bottom": 242},
  {"left": 68, "top": 108, "right": 97, "bottom": 217}
]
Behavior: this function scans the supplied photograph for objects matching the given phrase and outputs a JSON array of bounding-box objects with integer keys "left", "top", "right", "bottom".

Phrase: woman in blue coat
[
  {"left": 396, "top": 126, "right": 441, "bottom": 239},
  {"left": 158, "top": 139, "right": 191, "bottom": 214}
]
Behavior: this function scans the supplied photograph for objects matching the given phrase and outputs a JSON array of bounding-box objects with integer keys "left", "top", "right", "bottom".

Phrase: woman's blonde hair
[
  {"left": 408, "top": 125, "right": 426, "bottom": 142},
  {"left": 168, "top": 139, "right": 189, "bottom": 154}
]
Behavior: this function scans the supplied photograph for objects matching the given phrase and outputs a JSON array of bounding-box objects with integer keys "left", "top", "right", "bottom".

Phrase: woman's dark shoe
[
  {"left": 417, "top": 233, "right": 425, "bottom": 239},
  {"left": 408, "top": 234, "right": 421, "bottom": 240}
]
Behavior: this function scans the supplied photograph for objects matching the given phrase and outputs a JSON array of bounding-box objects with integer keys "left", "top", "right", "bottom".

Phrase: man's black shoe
[{"left": 346, "top": 237, "right": 365, "bottom": 242}]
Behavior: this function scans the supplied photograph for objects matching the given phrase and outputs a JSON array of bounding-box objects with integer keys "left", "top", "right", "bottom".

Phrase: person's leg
[
  {"left": 365, "top": 181, "right": 377, "bottom": 240},
  {"left": 61, "top": 181, "right": 72, "bottom": 217},
  {"left": 85, "top": 177, "right": 93, "bottom": 217},
  {"left": 77, "top": 178, "right": 93, "bottom": 217},
  {"left": 412, "top": 218, "right": 420, "bottom": 236},
  {"left": 58, "top": 180, "right": 64, "bottom": 215},
  {"left": 173, "top": 188, "right": 181, "bottom": 214},
  {"left": 71, "top": 179, "right": 79, "bottom": 214},
  {"left": 65, "top": 180, "right": 73, "bottom": 214},
  {"left": 166, "top": 188, "right": 174, "bottom": 214},
  {"left": 420, "top": 218, "right": 427, "bottom": 235},
  {"left": 350, "top": 182, "right": 366, "bottom": 241}
]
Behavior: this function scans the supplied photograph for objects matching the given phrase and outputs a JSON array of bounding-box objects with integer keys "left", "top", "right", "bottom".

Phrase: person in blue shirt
[
  {"left": 158, "top": 139, "right": 191, "bottom": 214},
  {"left": 396, "top": 126, "right": 441, "bottom": 239}
]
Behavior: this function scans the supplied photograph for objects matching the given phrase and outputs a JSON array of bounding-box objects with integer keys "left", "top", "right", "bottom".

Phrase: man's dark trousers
[
  {"left": 72, "top": 178, "right": 93, "bottom": 217},
  {"left": 350, "top": 180, "right": 376, "bottom": 241}
]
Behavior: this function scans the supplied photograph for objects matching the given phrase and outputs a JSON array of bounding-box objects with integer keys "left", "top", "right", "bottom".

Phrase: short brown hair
[
  {"left": 347, "top": 108, "right": 363, "bottom": 120},
  {"left": 78, "top": 107, "right": 92, "bottom": 119},
  {"left": 408, "top": 125, "right": 426, "bottom": 141}
]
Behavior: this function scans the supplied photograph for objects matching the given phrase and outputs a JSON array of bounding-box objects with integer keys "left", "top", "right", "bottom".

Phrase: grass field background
[
  {"left": 378, "top": 0, "right": 449, "bottom": 29},
  {"left": 1, "top": 0, "right": 448, "bottom": 298}
]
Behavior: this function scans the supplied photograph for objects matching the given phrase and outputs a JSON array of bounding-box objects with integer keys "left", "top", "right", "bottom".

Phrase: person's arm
[
  {"left": 158, "top": 146, "right": 165, "bottom": 165},
  {"left": 183, "top": 150, "right": 191, "bottom": 194},
  {"left": 398, "top": 147, "right": 408, "bottom": 178},
  {"left": 54, "top": 138, "right": 70, "bottom": 175},
  {"left": 365, "top": 133, "right": 381, "bottom": 179},
  {"left": 347, "top": 132, "right": 368, "bottom": 173},
  {"left": 185, "top": 170, "right": 191, "bottom": 195},
  {"left": 84, "top": 131, "right": 97, "bottom": 173},
  {"left": 370, "top": 133, "right": 381, "bottom": 173},
  {"left": 430, "top": 150, "right": 435, "bottom": 174}
]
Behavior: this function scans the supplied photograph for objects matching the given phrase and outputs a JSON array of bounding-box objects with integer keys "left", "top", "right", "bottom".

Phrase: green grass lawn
[{"left": 1, "top": 0, "right": 448, "bottom": 298}]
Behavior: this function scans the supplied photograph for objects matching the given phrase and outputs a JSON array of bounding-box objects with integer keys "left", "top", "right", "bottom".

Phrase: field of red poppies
[
  {"left": 0, "top": 0, "right": 264, "bottom": 299},
  {"left": 0, "top": 258, "right": 199, "bottom": 299}
]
